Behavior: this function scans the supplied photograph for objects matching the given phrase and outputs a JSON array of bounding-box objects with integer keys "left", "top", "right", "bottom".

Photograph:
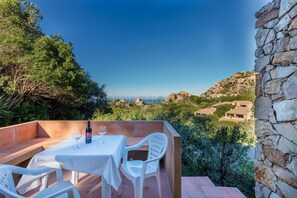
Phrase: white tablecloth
[{"left": 16, "top": 135, "right": 126, "bottom": 194}]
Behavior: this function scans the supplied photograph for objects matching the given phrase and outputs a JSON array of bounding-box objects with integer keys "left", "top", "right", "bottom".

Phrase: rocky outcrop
[
  {"left": 254, "top": 0, "right": 297, "bottom": 197},
  {"left": 134, "top": 97, "right": 145, "bottom": 106},
  {"left": 114, "top": 99, "right": 130, "bottom": 107},
  {"left": 200, "top": 71, "right": 256, "bottom": 98},
  {"left": 165, "top": 91, "right": 192, "bottom": 103}
]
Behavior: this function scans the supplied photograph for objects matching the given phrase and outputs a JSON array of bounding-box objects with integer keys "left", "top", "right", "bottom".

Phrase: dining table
[{"left": 16, "top": 135, "right": 126, "bottom": 198}]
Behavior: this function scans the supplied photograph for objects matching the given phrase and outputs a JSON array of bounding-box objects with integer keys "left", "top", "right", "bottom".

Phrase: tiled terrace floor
[
  {"left": 23, "top": 169, "right": 172, "bottom": 198},
  {"left": 20, "top": 170, "right": 246, "bottom": 198},
  {"left": 182, "top": 177, "right": 246, "bottom": 198}
]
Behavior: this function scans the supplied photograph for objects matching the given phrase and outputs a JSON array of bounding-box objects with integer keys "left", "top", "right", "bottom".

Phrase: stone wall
[{"left": 254, "top": 0, "right": 297, "bottom": 197}]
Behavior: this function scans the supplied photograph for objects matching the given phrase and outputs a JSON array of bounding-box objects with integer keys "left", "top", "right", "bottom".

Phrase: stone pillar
[{"left": 254, "top": 0, "right": 297, "bottom": 197}]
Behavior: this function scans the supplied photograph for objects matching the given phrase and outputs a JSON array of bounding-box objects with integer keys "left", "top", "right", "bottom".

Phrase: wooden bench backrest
[
  {"left": 0, "top": 122, "right": 38, "bottom": 149},
  {"left": 37, "top": 121, "right": 163, "bottom": 138}
]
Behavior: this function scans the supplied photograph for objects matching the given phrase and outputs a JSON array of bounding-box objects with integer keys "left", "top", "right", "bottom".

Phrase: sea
[{"left": 107, "top": 96, "right": 166, "bottom": 104}]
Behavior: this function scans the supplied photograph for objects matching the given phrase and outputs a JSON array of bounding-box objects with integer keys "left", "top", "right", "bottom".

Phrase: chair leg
[
  {"left": 156, "top": 172, "right": 162, "bottom": 198},
  {"left": 71, "top": 171, "right": 79, "bottom": 184},
  {"left": 139, "top": 178, "right": 144, "bottom": 198},
  {"left": 134, "top": 179, "right": 139, "bottom": 198},
  {"left": 118, "top": 170, "right": 123, "bottom": 196},
  {"left": 40, "top": 174, "right": 49, "bottom": 191}
]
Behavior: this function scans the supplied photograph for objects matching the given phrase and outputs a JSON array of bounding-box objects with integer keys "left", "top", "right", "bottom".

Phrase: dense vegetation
[
  {"left": 93, "top": 95, "right": 255, "bottom": 197},
  {"left": 0, "top": 0, "right": 107, "bottom": 126}
]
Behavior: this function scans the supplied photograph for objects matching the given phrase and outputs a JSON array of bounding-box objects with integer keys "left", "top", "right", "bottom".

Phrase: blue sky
[{"left": 30, "top": 0, "right": 271, "bottom": 97}]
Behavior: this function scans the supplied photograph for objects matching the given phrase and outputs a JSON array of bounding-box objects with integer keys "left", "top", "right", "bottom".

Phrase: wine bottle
[{"left": 85, "top": 119, "right": 92, "bottom": 144}]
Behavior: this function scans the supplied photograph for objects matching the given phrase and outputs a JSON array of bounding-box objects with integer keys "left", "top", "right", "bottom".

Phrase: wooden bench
[{"left": 0, "top": 138, "right": 65, "bottom": 165}]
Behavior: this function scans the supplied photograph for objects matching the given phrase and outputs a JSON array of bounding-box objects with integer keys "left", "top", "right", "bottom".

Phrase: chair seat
[
  {"left": 34, "top": 180, "right": 76, "bottom": 198},
  {"left": 122, "top": 160, "right": 156, "bottom": 178}
]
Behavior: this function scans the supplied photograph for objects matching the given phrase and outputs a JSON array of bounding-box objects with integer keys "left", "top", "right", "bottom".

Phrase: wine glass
[
  {"left": 99, "top": 126, "right": 106, "bottom": 143},
  {"left": 72, "top": 129, "right": 82, "bottom": 149}
]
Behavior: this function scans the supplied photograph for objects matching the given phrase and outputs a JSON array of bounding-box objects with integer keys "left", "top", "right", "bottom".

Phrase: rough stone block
[
  {"left": 273, "top": 98, "right": 297, "bottom": 121},
  {"left": 255, "top": 47, "right": 264, "bottom": 58},
  {"left": 255, "top": 96, "right": 272, "bottom": 120},
  {"left": 289, "top": 17, "right": 297, "bottom": 31},
  {"left": 276, "top": 31, "right": 285, "bottom": 39},
  {"left": 289, "top": 5, "right": 297, "bottom": 18},
  {"left": 276, "top": 180, "right": 297, "bottom": 197},
  {"left": 256, "top": 73, "right": 263, "bottom": 96},
  {"left": 263, "top": 43, "right": 273, "bottom": 54},
  {"left": 279, "top": 0, "right": 297, "bottom": 17},
  {"left": 255, "top": 143, "right": 264, "bottom": 161},
  {"left": 265, "top": 30, "right": 276, "bottom": 44},
  {"left": 276, "top": 136, "right": 297, "bottom": 154},
  {"left": 274, "top": 123, "right": 297, "bottom": 145},
  {"left": 288, "top": 35, "right": 297, "bottom": 49},
  {"left": 264, "top": 19, "right": 279, "bottom": 29},
  {"left": 256, "top": 10, "right": 279, "bottom": 28},
  {"left": 266, "top": 64, "right": 274, "bottom": 72},
  {"left": 255, "top": 162, "right": 277, "bottom": 191},
  {"left": 271, "top": 88, "right": 285, "bottom": 101},
  {"left": 256, "top": 2, "right": 278, "bottom": 18},
  {"left": 283, "top": 71, "right": 297, "bottom": 99},
  {"left": 255, "top": 120, "right": 275, "bottom": 139},
  {"left": 256, "top": 29, "right": 270, "bottom": 47},
  {"left": 255, "top": 55, "right": 271, "bottom": 72},
  {"left": 272, "top": 51, "right": 297, "bottom": 65},
  {"left": 263, "top": 146, "right": 288, "bottom": 167},
  {"left": 264, "top": 79, "right": 283, "bottom": 94},
  {"left": 289, "top": 29, "right": 297, "bottom": 37},
  {"left": 262, "top": 72, "right": 272, "bottom": 88},
  {"left": 270, "top": 66, "right": 297, "bottom": 79},
  {"left": 275, "top": 14, "right": 291, "bottom": 32},
  {"left": 269, "top": 111, "right": 277, "bottom": 123},
  {"left": 273, "top": 37, "right": 289, "bottom": 53},
  {"left": 287, "top": 156, "right": 297, "bottom": 176},
  {"left": 273, "top": 165, "right": 297, "bottom": 188},
  {"left": 270, "top": 192, "right": 281, "bottom": 198}
]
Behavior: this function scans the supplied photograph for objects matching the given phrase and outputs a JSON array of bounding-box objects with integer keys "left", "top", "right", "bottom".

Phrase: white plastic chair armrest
[
  {"left": 141, "top": 158, "right": 160, "bottom": 178},
  {"left": 0, "top": 165, "right": 63, "bottom": 181},
  {"left": 33, "top": 180, "right": 78, "bottom": 198},
  {"left": 123, "top": 138, "right": 148, "bottom": 162},
  {"left": 0, "top": 165, "right": 53, "bottom": 176},
  {"left": 0, "top": 186, "right": 24, "bottom": 198}
]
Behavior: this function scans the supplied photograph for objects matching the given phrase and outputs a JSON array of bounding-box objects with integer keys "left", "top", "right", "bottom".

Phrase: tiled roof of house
[
  {"left": 226, "top": 107, "right": 250, "bottom": 115},
  {"left": 195, "top": 108, "right": 216, "bottom": 115}
]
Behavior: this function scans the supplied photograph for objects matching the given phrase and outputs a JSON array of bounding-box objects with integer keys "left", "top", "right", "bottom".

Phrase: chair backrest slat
[
  {"left": 0, "top": 169, "right": 18, "bottom": 197},
  {"left": 146, "top": 133, "right": 168, "bottom": 170}
]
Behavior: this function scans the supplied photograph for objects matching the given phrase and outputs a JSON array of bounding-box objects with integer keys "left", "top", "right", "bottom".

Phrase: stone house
[
  {"left": 194, "top": 107, "right": 216, "bottom": 116},
  {"left": 219, "top": 107, "right": 253, "bottom": 122}
]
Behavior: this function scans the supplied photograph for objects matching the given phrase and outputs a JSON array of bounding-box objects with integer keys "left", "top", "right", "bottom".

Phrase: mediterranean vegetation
[
  {"left": 0, "top": 1, "right": 255, "bottom": 197},
  {"left": 0, "top": 0, "right": 107, "bottom": 126}
]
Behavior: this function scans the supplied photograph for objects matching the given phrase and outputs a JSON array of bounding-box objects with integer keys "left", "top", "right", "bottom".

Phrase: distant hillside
[{"left": 200, "top": 71, "right": 256, "bottom": 98}]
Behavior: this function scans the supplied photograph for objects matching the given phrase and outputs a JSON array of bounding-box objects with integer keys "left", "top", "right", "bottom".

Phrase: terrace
[{"left": 0, "top": 120, "right": 245, "bottom": 198}]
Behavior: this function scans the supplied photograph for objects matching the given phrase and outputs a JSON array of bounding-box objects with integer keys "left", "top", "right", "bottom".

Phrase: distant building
[
  {"left": 194, "top": 108, "right": 216, "bottom": 116},
  {"left": 219, "top": 107, "right": 253, "bottom": 122},
  {"left": 233, "top": 100, "right": 253, "bottom": 110},
  {"left": 195, "top": 100, "right": 254, "bottom": 122}
]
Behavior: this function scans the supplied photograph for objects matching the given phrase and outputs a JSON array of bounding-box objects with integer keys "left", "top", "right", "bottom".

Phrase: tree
[{"left": 0, "top": 0, "right": 107, "bottom": 123}]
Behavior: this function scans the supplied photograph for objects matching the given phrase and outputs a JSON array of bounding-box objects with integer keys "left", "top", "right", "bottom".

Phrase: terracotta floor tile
[
  {"left": 223, "top": 187, "right": 246, "bottom": 198},
  {"left": 200, "top": 186, "right": 223, "bottom": 198}
]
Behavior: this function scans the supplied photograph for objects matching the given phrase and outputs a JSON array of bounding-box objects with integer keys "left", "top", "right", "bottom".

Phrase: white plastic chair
[
  {"left": 121, "top": 132, "right": 168, "bottom": 198},
  {"left": 0, "top": 164, "right": 80, "bottom": 198}
]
